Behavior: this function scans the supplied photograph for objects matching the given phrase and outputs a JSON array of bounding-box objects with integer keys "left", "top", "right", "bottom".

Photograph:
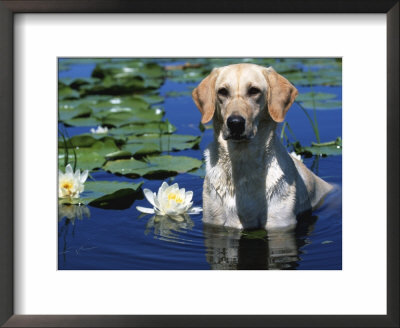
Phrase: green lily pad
[
  {"left": 134, "top": 94, "right": 164, "bottom": 105},
  {"left": 58, "top": 140, "right": 120, "bottom": 170},
  {"left": 121, "top": 143, "right": 161, "bottom": 156},
  {"left": 89, "top": 96, "right": 150, "bottom": 114},
  {"left": 58, "top": 149, "right": 105, "bottom": 171},
  {"left": 69, "top": 77, "right": 101, "bottom": 90},
  {"left": 103, "top": 158, "right": 150, "bottom": 178},
  {"left": 84, "top": 61, "right": 165, "bottom": 95},
  {"left": 293, "top": 138, "right": 342, "bottom": 156},
  {"left": 103, "top": 155, "right": 203, "bottom": 178},
  {"left": 296, "top": 92, "right": 337, "bottom": 102},
  {"left": 58, "top": 134, "right": 124, "bottom": 148},
  {"left": 63, "top": 116, "right": 102, "bottom": 127},
  {"left": 101, "top": 109, "right": 163, "bottom": 127},
  {"left": 61, "top": 180, "right": 143, "bottom": 209},
  {"left": 167, "top": 68, "right": 207, "bottom": 83},
  {"left": 299, "top": 100, "right": 342, "bottom": 110},
  {"left": 105, "top": 150, "right": 133, "bottom": 160},
  {"left": 58, "top": 104, "right": 92, "bottom": 121},
  {"left": 125, "top": 134, "right": 201, "bottom": 152},
  {"left": 109, "top": 121, "right": 176, "bottom": 137},
  {"left": 59, "top": 86, "right": 80, "bottom": 100}
]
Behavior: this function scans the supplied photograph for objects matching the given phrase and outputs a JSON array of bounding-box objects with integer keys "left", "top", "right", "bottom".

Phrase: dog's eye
[
  {"left": 248, "top": 87, "right": 260, "bottom": 95},
  {"left": 218, "top": 88, "right": 229, "bottom": 97}
]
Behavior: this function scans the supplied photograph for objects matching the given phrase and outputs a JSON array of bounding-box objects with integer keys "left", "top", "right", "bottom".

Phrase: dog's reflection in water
[{"left": 203, "top": 214, "right": 317, "bottom": 270}]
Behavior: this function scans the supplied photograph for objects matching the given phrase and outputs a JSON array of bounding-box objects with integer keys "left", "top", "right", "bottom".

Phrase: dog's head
[{"left": 192, "top": 63, "right": 298, "bottom": 141}]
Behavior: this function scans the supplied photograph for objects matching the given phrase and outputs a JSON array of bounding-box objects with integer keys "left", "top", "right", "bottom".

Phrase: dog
[{"left": 192, "top": 63, "right": 333, "bottom": 230}]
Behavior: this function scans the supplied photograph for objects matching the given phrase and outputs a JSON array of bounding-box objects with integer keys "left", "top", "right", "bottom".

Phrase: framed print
[{"left": 1, "top": 1, "right": 398, "bottom": 327}]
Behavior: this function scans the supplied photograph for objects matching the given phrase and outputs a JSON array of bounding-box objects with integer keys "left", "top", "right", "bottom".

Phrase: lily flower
[
  {"left": 58, "top": 164, "right": 89, "bottom": 199},
  {"left": 136, "top": 182, "right": 202, "bottom": 220},
  {"left": 90, "top": 126, "right": 108, "bottom": 134}
]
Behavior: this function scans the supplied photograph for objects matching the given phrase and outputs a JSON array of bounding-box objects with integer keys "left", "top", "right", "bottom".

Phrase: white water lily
[
  {"left": 290, "top": 151, "right": 303, "bottom": 162},
  {"left": 90, "top": 126, "right": 108, "bottom": 134},
  {"left": 109, "top": 98, "right": 122, "bottom": 105},
  {"left": 58, "top": 164, "right": 89, "bottom": 199},
  {"left": 136, "top": 182, "right": 202, "bottom": 219}
]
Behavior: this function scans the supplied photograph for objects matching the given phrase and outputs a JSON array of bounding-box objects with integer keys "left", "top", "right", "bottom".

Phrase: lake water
[{"left": 58, "top": 59, "right": 342, "bottom": 270}]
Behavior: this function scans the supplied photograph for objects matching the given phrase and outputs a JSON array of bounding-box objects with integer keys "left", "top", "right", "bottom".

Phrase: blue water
[{"left": 58, "top": 60, "right": 342, "bottom": 270}]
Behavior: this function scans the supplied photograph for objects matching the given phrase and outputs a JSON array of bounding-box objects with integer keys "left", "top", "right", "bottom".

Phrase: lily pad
[
  {"left": 121, "top": 143, "right": 161, "bottom": 156},
  {"left": 85, "top": 61, "right": 165, "bottom": 94},
  {"left": 58, "top": 134, "right": 124, "bottom": 148},
  {"left": 59, "top": 86, "right": 80, "bottom": 100},
  {"left": 109, "top": 121, "right": 176, "bottom": 137},
  {"left": 101, "top": 109, "right": 163, "bottom": 127},
  {"left": 296, "top": 92, "right": 337, "bottom": 102},
  {"left": 293, "top": 138, "right": 342, "bottom": 156},
  {"left": 125, "top": 134, "right": 201, "bottom": 152},
  {"left": 88, "top": 96, "right": 150, "bottom": 114},
  {"left": 61, "top": 180, "right": 143, "bottom": 209},
  {"left": 63, "top": 116, "right": 102, "bottom": 127},
  {"left": 134, "top": 94, "right": 164, "bottom": 105},
  {"left": 58, "top": 104, "right": 92, "bottom": 121},
  {"left": 103, "top": 155, "right": 203, "bottom": 178},
  {"left": 58, "top": 140, "right": 120, "bottom": 170},
  {"left": 299, "top": 100, "right": 342, "bottom": 110},
  {"left": 58, "top": 149, "right": 105, "bottom": 171},
  {"left": 120, "top": 143, "right": 161, "bottom": 157}
]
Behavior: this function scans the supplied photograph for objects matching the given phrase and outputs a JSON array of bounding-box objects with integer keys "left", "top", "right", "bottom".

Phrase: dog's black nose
[{"left": 227, "top": 115, "right": 245, "bottom": 136}]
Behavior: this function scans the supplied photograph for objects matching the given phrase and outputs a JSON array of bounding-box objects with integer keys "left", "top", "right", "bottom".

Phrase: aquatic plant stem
[{"left": 296, "top": 101, "right": 321, "bottom": 144}]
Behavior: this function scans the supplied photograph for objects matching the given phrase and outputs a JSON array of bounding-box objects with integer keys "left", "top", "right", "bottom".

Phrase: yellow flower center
[
  {"left": 168, "top": 192, "right": 183, "bottom": 203},
  {"left": 62, "top": 181, "right": 73, "bottom": 195}
]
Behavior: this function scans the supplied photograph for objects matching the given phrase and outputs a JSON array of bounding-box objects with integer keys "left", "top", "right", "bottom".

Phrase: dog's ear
[
  {"left": 263, "top": 67, "right": 298, "bottom": 122},
  {"left": 192, "top": 68, "right": 219, "bottom": 124}
]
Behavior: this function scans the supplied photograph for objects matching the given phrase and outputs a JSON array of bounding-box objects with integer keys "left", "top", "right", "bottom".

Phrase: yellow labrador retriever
[{"left": 192, "top": 63, "right": 333, "bottom": 230}]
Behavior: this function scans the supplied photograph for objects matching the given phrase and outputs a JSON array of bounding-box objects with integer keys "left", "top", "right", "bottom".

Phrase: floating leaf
[
  {"left": 105, "top": 150, "right": 133, "bottom": 160},
  {"left": 293, "top": 138, "right": 342, "bottom": 156},
  {"left": 133, "top": 93, "right": 164, "bottom": 105},
  {"left": 121, "top": 143, "right": 160, "bottom": 156},
  {"left": 63, "top": 116, "right": 102, "bottom": 127},
  {"left": 58, "top": 134, "right": 125, "bottom": 148},
  {"left": 58, "top": 140, "right": 120, "bottom": 170},
  {"left": 58, "top": 86, "right": 80, "bottom": 100},
  {"left": 101, "top": 109, "right": 163, "bottom": 127},
  {"left": 58, "top": 104, "right": 92, "bottom": 121},
  {"left": 103, "top": 155, "right": 202, "bottom": 178},
  {"left": 89, "top": 96, "right": 150, "bottom": 114},
  {"left": 85, "top": 61, "right": 165, "bottom": 95},
  {"left": 109, "top": 121, "right": 176, "bottom": 137},
  {"left": 61, "top": 180, "right": 143, "bottom": 209},
  {"left": 299, "top": 100, "right": 342, "bottom": 110},
  {"left": 296, "top": 92, "right": 337, "bottom": 102},
  {"left": 103, "top": 157, "right": 150, "bottom": 178},
  {"left": 58, "top": 149, "right": 105, "bottom": 171},
  {"left": 125, "top": 134, "right": 201, "bottom": 152}
]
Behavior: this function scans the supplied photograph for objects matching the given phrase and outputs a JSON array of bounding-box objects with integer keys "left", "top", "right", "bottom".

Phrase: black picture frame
[{"left": 0, "top": 1, "right": 398, "bottom": 327}]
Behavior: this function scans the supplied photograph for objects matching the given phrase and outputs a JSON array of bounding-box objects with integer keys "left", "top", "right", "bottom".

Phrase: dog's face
[{"left": 192, "top": 63, "right": 298, "bottom": 141}]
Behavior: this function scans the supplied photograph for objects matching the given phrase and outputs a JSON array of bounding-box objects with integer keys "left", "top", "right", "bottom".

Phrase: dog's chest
[{"left": 205, "top": 147, "right": 267, "bottom": 202}]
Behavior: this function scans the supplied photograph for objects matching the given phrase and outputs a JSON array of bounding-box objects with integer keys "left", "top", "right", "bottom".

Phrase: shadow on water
[{"left": 203, "top": 213, "right": 318, "bottom": 270}]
